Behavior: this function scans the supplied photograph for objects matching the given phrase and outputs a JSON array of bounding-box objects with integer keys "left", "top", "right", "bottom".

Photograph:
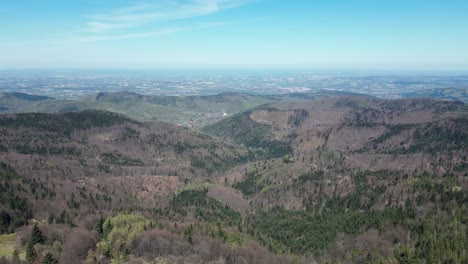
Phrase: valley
[
  {"left": 0, "top": 93, "right": 466, "bottom": 263},
  {"left": 0, "top": 90, "right": 370, "bottom": 128},
  {"left": 3, "top": 0, "right": 468, "bottom": 263}
]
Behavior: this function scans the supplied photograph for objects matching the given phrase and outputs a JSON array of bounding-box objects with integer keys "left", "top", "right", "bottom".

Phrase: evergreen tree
[
  {"left": 0, "top": 210, "right": 11, "bottom": 234},
  {"left": 31, "top": 224, "right": 45, "bottom": 245},
  {"left": 47, "top": 213, "right": 55, "bottom": 225},
  {"left": 26, "top": 241, "right": 37, "bottom": 263},
  {"left": 11, "top": 249, "right": 21, "bottom": 264},
  {"left": 41, "top": 252, "right": 58, "bottom": 264},
  {"left": 95, "top": 215, "right": 105, "bottom": 238}
]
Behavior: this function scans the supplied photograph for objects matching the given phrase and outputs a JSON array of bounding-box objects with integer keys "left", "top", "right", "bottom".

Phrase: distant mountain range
[
  {"left": 401, "top": 87, "right": 467, "bottom": 102},
  {"left": 1, "top": 87, "right": 465, "bottom": 129},
  {"left": 0, "top": 90, "right": 371, "bottom": 128}
]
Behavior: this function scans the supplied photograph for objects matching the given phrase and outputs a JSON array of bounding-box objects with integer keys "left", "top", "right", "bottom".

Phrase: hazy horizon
[{"left": 1, "top": 67, "right": 468, "bottom": 76}]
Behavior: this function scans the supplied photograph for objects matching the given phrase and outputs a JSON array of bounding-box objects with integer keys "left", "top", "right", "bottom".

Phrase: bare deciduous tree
[{"left": 60, "top": 228, "right": 96, "bottom": 264}]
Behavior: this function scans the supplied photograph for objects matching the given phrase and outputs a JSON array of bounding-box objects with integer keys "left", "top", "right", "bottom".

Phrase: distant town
[{"left": 1, "top": 70, "right": 467, "bottom": 99}]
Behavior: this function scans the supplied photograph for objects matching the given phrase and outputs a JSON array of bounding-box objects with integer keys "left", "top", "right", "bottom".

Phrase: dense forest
[{"left": 0, "top": 96, "right": 467, "bottom": 263}]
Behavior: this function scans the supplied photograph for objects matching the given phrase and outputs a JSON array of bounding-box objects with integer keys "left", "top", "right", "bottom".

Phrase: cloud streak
[
  {"left": 69, "top": 19, "right": 262, "bottom": 43},
  {"left": 69, "top": 28, "right": 183, "bottom": 43},
  {"left": 70, "top": 0, "right": 254, "bottom": 43},
  {"left": 84, "top": 0, "right": 249, "bottom": 33}
]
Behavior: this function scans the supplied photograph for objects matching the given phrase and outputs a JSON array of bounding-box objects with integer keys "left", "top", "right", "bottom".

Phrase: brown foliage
[
  {"left": 133, "top": 229, "right": 191, "bottom": 258},
  {"left": 132, "top": 229, "right": 290, "bottom": 264},
  {"left": 60, "top": 228, "right": 96, "bottom": 264}
]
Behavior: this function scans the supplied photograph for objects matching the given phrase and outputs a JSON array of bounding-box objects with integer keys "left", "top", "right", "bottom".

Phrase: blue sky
[{"left": 1, "top": 0, "right": 468, "bottom": 70}]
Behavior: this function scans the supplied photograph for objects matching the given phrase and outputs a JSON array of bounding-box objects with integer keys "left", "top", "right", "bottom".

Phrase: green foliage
[
  {"left": 0, "top": 233, "right": 19, "bottom": 261},
  {"left": 0, "top": 110, "right": 137, "bottom": 155},
  {"left": 235, "top": 162, "right": 298, "bottom": 196},
  {"left": 454, "top": 161, "right": 468, "bottom": 172},
  {"left": 3, "top": 92, "right": 51, "bottom": 102},
  {"left": 294, "top": 169, "right": 325, "bottom": 186},
  {"left": 10, "top": 217, "right": 27, "bottom": 230},
  {"left": 171, "top": 190, "right": 241, "bottom": 225},
  {"left": 25, "top": 241, "right": 37, "bottom": 263},
  {"left": 120, "top": 127, "right": 140, "bottom": 140},
  {"left": 410, "top": 173, "right": 468, "bottom": 209},
  {"left": 0, "top": 96, "right": 466, "bottom": 262},
  {"left": 0, "top": 163, "right": 30, "bottom": 219},
  {"left": 101, "top": 152, "right": 144, "bottom": 166},
  {"left": 95, "top": 215, "right": 105, "bottom": 238},
  {"left": 395, "top": 209, "right": 468, "bottom": 263},
  {"left": 234, "top": 169, "right": 262, "bottom": 196},
  {"left": 187, "top": 233, "right": 193, "bottom": 245},
  {"left": 367, "top": 117, "right": 467, "bottom": 155},
  {"left": 54, "top": 210, "right": 74, "bottom": 227},
  {"left": 30, "top": 224, "right": 44, "bottom": 245},
  {"left": 172, "top": 189, "right": 209, "bottom": 207},
  {"left": 409, "top": 117, "right": 467, "bottom": 153},
  {"left": 90, "top": 214, "right": 155, "bottom": 262},
  {"left": 0, "top": 210, "right": 11, "bottom": 234},
  {"left": 251, "top": 207, "right": 412, "bottom": 254},
  {"left": 321, "top": 170, "right": 389, "bottom": 211},
  {"left": 319, "top": 148, "right": 342, "bottom": 167},
  {"left": 11, "top": 249, "right": 21, "bottom": 264},
  {"left": 202, "top": 112, "right": 271, "bottom": 145},
  {"left": 0, "top": 110, "right": 136, "bottom": 137},
  {"left": 371, "top": 124, "right": 411, "bottom": 145},
  {"left": 202, "top": 111, "right": 292, "bottom": 159},
  {"left": 260, "top": 183, "right": 282, "bottom": 194},
  {"left": 41, "top": 252, "right": 58, "bottom": 264},
  {"left": 97, "top": 164, "right": 112, "bottom": 173},
  {"left": 288, "top": 109, "right": 309, "bottom": 127},
  {"left": 405, "top": 88, "right": 468, "bottom": 104}
]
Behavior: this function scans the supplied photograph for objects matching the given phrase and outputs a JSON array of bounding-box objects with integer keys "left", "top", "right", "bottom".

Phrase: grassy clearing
[{"left": 0, "top": 233, "right": 25, "bottom": 260}]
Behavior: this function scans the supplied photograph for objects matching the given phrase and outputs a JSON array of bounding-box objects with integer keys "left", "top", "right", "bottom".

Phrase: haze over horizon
[{"left": 1, "top": 0, "right": 468, "bottom": 71}]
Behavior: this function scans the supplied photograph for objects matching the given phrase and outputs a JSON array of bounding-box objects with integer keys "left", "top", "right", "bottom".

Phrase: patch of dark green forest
[
  {"left": 0, "top": 110, "right": 137, "bottom": 137},
  {"left": 202, "top": 112, "right": 292, "bottom": 160}
]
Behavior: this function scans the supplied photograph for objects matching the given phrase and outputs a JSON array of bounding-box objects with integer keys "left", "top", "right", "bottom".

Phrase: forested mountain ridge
[
  {"left": 401, "top": 86, "right": 468, "bottom": 103},
  {"left": 0, "top": 95, "right": 467, "bottom": 263},
  {"left": 0, "top": 110, "right": 247, "bottom": 222},
  {"left": 204, "top": 97, "right": 467, "bottom": 173},
  {"left": 201, "top": 96, "right": 468, "bottom": 262},
  {"left": 0, "top": 90, "right": 363, "bottom": 128}
]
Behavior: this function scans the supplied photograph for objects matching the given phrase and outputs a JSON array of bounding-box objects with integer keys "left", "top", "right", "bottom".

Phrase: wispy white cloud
[
  {"left": 69, "top": 28, "right": 183, "bottom": 43},
  {"left": 70, "top": 0, "right": 255, "bottom": 43},
  {"left": 68, "top": 18, "right": 263, "bottom": 43},
  {"left": 84, "top": 0, "right": 250, "bottom": 33}
]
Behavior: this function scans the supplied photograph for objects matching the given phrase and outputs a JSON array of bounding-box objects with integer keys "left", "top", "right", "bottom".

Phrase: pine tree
[
  {"left": 31, "top": 224, "right": 45, "bottom": 245},
  {"left": 95, "top": 215, "right": 105, "bottom": 238},
  {"left": 41, "top": 252, "right": 58, "bottom": 264},
  {"left": 26, "top": 241, "right": 37, "bottom": 263},
  {"left": 0, "top": 210, "right": 11, "bottom": 233}
]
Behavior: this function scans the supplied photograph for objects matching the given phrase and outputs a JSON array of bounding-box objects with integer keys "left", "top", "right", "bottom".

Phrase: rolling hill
[
  {"left": 201, "top": 96, "right": 468, "bottom": 262},
  {"left": 401, "top": 87, "right": 468, "bottom": 103},
  {"left": 0, "top": 90, "right": 371, "bottom": 128},
  {"left": 0, "top": 94, "right": 467, "bottom": 263},
  {"left": 0, "top": 110, "right": 247, "bottom": 221}
]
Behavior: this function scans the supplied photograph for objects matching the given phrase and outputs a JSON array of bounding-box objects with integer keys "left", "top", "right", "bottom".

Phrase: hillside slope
[
  {"left": 201, "top": 96, "right": 468, "bottom": 262},
  {"left": 0, "top": 96, "right": 467, "bottom": 263},
  {"left": 402, "top": 86, "right": 468, "bottom": 103},
  {"left": 0, "top": 90, "right": 371, "bottom": 128},
  {"left": 0, "top": 110, "right": 246, "bottom": 221}
]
